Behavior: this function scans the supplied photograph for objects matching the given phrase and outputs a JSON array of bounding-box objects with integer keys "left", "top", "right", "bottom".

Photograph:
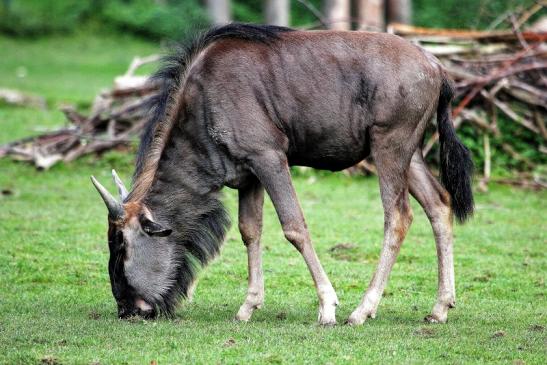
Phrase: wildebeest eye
[{"left": 138, "top": 214, "right": 172, "bottom": 237}]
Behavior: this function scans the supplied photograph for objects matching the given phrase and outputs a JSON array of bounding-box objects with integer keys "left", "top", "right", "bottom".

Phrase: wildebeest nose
[
  {"left": 139, "top": 308, "right": 156, "bottom": 319},
  {"left": 117, "top": 298, "right": 155, "bottom": 319},
  {"left": 117, "top": 306, "right": 156, "bottom": 319},
  {"left": 135, "top": 298, "right": 155, "bottom": 319},
  {"left": 118, "top": 306, "right": 136, "bottom": 319}
]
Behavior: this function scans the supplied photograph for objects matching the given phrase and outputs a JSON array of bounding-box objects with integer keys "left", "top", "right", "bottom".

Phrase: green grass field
[{"left": 0, "top": 33, "right": 546, "bottom": 364}]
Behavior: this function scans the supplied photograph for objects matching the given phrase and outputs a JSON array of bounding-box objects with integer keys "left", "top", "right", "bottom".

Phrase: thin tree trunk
[
  {"left": 324, "top": 0, "right": 351, "bottom": 30},
  {"left": 205, "top": 0, "right": 231, "bottom": 26},
  {"left": 386, "top": 0, "right": 412, "bottom": 25},
  {"left": 265, "top": 0, "right": 290, "bottom": 26},
  {"left": 356, "top": 0, "right": 385, "bottom": 30}
]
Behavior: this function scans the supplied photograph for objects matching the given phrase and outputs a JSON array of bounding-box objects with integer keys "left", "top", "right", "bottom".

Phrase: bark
[
  {"left": 386, "top": 0, "right": 412, "bottom": 25},
  {"left": 205, "top": 0, "right": 231, "bottom": 25},
  {"left": 324, "top": 0, "right": 351, "bottom": 30},
  {"left": 265, "top": 0, "right": 290, "bottom": 26},
  {"left": 356, "top": 0, "right": 385, "bottom": 31}
]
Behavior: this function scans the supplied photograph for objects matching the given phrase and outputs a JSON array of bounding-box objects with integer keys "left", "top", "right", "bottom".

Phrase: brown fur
[
  {"left": 122, "top": 201, "right": 143, "bottom": 223},
  {"left": 98, "top": 24, "right": 473, "bottom": 324}
]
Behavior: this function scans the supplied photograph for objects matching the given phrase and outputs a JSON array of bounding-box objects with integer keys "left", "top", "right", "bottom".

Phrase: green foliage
[
  {"left": 412, "top": 0, "right": 541, "bottom": 29},
  {"left": 425, "top": 111, "right": 546, "bottom": 178},
  {"left": 0, "top": 0, "right": 208, "bottom": 39},
  {"left": 227, "top": 0, "right": 324, "bottom": 27},
  {"left": 0, "top": 0, "right": 93, "bottom": 36},
  {"left": 233, "top": 0, "right": 262, "bottom": 24},
  {"left": 454, "top": 113, "right": 546, "bottom": 177},
  {"left": 101, "top": 0, "right": 208, "bottom": 40},
  {"left": 291, "top": 0, "right": 324, "bottom": 27},
  {"left": 2, "top": 0, "right": 543, "bottom": 38}
]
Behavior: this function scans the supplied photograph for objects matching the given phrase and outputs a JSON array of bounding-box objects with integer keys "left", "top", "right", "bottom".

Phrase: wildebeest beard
[
  {"left": 109, "top": 194, "right": 230, "bottom": 317},
  {"left": 155, "top": 199, "right": 230, "bottom": 315}
]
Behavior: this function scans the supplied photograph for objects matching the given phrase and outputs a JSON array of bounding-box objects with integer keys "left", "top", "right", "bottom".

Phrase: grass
[{"left": 0, "top": 32, "right": 546, "bottom": 364}]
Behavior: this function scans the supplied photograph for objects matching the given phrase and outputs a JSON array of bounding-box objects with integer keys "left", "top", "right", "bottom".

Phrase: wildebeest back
[{"left": 183, "top": 30, "right": 442, "bottom": 171}]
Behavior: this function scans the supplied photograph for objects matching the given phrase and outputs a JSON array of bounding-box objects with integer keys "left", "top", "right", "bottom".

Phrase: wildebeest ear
[{"left": 139, "top": 215, "right": 172, "bottom": 237}]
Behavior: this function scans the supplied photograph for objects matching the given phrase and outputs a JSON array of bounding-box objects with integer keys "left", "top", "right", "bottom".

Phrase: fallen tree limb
[
  {"left": 0, "top": 88, "right": 46, "bottom": 109},
  {"left": 0, "top": 55, "right": 159, "bottom": 169}
]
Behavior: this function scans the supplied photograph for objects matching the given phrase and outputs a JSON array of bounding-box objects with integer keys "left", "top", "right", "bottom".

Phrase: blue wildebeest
[{"left": 91, "top": 23, "right": 473, "bottom": 325}]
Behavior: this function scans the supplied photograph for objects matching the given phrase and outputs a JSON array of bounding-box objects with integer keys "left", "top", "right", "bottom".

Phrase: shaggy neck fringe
[
  {"left": 127, "top": 23, "right": 293, "bottom": 204},
  {"left": 154, "top": 196, "right": 230, "bottom": 316}
]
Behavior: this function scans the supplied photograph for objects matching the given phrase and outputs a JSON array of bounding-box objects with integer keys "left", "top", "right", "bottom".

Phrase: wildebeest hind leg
[
  {"left": 235, "top": 179, "right": 265, "bottom": 321},
  {"left": 347, "top": 143, "right": 414, "bottom": 325},
  {"left": 408, "top": 151, "right": 455, "bottom": 323},
  {"left": 249, "top": 150, "right": 339, "bottom": 325}
]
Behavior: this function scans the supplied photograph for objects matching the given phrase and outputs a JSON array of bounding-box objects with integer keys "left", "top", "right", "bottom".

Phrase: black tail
[{"left": 437, "top": 77, "right": 474, "bottom": 223}]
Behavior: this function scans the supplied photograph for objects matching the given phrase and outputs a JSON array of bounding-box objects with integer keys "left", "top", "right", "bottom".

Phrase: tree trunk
[
  {"left": 324, "top": 0, "right": 351, "bottom": 30},
  {"left": 355, "top": 0, "right": 385, "bottom": 30},
  {"left": 265, "top": 0, "right": 290, "bottom": 26},
  {"left": 205, "top": 0, "right": 231, "bottom": 26},
  {"left": 386, "top": 0, "right": 412, "bottom": 25}
]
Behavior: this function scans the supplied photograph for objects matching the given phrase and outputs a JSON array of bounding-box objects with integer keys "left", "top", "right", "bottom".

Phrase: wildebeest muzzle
[{"left": 118, "top": 298, "right": 157, "bottom": 319}]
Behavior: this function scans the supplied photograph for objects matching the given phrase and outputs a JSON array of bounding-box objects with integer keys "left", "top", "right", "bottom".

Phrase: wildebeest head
[{"left": 91, "top": 171, "right": 177, "bottom": 319}]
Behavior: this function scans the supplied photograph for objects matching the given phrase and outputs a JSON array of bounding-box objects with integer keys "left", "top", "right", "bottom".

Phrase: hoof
[
  {"left": 235, "top": 300, "right": 262, "bottom": 322},
  {"left": 319, "top": 320, "right": 337, "bottom": 327},
  {"left": 346, "top": 307, "right": 376, "bottom": 326},
  {"left": 234, "top": 315, "right": 249, "bottom": 323},
  {"left": 234, "top": 310, "right": 252, "bottom": 322},
  {"left": 317, "top": 302, "right": 338, "bottom": 327},
  {"left": 318, "top": 313, "right": 337, "bottom": 326},
  {"left": 424, "top": 314, "right": 446, "bottom": 324},
  {"left": 345, "top": 314, "right": 366, "bottom": 326}
]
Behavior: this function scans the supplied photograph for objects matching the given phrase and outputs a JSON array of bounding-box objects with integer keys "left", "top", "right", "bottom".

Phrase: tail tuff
[{"left": 437, "top": 77, "right": 474, "bottom": 223}]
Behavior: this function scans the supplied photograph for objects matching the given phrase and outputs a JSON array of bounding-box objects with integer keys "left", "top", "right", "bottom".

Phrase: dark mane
[
  {"left": 154, "top": 193, "right": 230, "bottom": 316},
  {"left": 132, "top": 23, "right": 293, "bottom": 185},
  {"left": 125, "top": 24, "right": 293, "bottom": 314}
]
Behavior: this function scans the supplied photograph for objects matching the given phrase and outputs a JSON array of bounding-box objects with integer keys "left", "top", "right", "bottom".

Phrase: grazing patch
[
  {"left": 328, "top": 243, "right": 377, "bottom": 263},
  {"left": 491, "top": 330, "right": 507, "bottom": 338},
  {"left": 40, "top": 356, "right": 60, "bottom": 365},
  {"left": 528, "top": 324, "right": 544, "bottom": 332},
  {"left": 414, "top": 327, "right": 437, "bottom": 338},
  {"left": 88, "top": 310, "right": 101, "bottom": 320}
]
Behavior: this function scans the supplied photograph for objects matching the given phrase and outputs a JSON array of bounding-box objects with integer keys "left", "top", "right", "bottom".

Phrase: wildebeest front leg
[
  {"left": 250, "top": 151, "right": 339, "bottom": 325},
  {"left": 408, "top": 151, "right": 455, "bottom": 323},
  {"left": 235, "top": 179, "right": 265, "bottom": 321},
  {"left": 347, "top": 152, "right": 413, "bottom": 326}
]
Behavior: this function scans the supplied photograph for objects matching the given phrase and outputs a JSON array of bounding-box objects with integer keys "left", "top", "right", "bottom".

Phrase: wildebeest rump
[{"left": 91, "top": 23, "right": 473, "bottom": 325}]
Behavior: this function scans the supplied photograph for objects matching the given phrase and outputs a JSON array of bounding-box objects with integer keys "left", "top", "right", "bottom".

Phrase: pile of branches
[
  {"left": 352, "top": 8, "right": 546, "bottom": 189},
  {"left": 401, "top": 17, "right": 546, "bottom": 189},
  {"left": 0, "top": 56, "right": 159, "bottom": 169},
  {"left": 1, "top": 6, "right": 545, "bottom": 188}
]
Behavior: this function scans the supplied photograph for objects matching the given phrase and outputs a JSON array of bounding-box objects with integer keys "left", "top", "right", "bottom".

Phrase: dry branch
[
  {"left": 0, "top": 88, "right": 46, "bottom": 109},
  {"left": 0, "top": 56, "right": 160, "bottom": 169},
  {"left": 355, "top": 8, "right": 546, "bottom": 187}
]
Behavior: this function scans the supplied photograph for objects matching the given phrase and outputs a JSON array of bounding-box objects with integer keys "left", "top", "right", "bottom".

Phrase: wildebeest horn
[
  {"left": 91, "top": 175, "right": 124, "bottom": 219},
  {"left": 111, "top": 169, "right": 129, "bottom": 201}
]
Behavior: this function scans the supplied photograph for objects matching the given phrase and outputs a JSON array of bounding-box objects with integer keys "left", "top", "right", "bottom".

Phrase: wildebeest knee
[
  {"left": 239, "top": 222, "right": 261, "bottom": 245},
  {"left": 283, "top": 229, "right": 308, "bottom": 252}
]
